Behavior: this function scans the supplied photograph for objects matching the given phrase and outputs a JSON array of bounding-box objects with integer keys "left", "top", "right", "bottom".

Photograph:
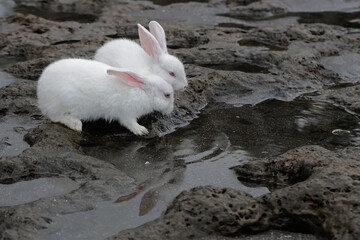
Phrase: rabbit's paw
[
  {"left": 62, "top": 117, "right": 83, "bottom": 132},
  {"left": 129, "top": 124, "right": 149, "bottom": 136}
]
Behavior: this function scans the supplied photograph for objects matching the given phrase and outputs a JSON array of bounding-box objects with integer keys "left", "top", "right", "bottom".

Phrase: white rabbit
[
  {"left": 94, "top": 21, "right": 187, "bottom": 91},
  {"left": 37, "top": 59, "right": 174, "bottom": 135}
]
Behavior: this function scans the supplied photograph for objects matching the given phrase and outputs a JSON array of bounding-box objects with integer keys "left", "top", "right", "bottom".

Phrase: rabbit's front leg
[{"left": 121, "top": 118, "right": 149, "bottom": 136}]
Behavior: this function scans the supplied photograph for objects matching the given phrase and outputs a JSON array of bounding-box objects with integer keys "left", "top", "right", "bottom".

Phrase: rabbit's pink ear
[
  {"left": 107, "top": 69, "right": 146, "bottom": 88},
  {"left": 138, "top": 24, "right": 163, "bottom": 60},
  {"left": 149, "top": 21, "right": 168, "bottom": 54}
]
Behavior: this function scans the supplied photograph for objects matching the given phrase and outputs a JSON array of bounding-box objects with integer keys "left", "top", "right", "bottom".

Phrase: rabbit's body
[
  {"left": 37, "top": 59, "right": 174, "bottom": 135},
  {"left": 94, "top": 21, "right": 188, "bottom": 91}
]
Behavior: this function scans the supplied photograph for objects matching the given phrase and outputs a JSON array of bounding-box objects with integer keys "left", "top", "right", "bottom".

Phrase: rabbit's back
[{"left": 94, "top": 39, "right": 152, "bottom": 72}]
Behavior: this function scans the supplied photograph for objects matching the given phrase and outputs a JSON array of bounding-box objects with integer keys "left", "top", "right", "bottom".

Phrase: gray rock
[{"left": 0, "top": 81, "right": 39, "bottom": 115}]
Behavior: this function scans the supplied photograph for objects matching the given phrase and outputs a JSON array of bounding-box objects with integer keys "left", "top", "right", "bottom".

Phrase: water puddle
[
  {"left": 0, "top": 71, "right": 24, "bottom": 88},
  {"left": 0, "top": 55, "right": 25, "bottom": 69},
  {"left": 320, "top": 52, "right": 360, "bottom": 83},
  {"left": 0, "top": 115, "right": 45, "bottom": 157},
  {"left": 295, "top": 11, "right": 360, "bottom": 28},
  {"left": 0, "top": 55, "right": 27, "bottom": 88},
  {"left": 0, "top": 177, "right": 79, "bottom": 207},
  {"left": 14, "top": 5, "right": 97, "bottom": 23},
  {"left": 39, "top": 98, "right": 359, "bottom": 239},
  {"left": 0, "top": 0, "right": 15, "bottom": 17}
]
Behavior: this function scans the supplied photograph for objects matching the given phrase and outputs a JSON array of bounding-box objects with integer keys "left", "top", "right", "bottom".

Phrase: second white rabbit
[{"left": 94, "top": 21, "right": 188, "bottom": 91}]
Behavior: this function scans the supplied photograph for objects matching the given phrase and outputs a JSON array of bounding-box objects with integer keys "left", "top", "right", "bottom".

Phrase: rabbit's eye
[
  {"left": 164, "top": 93, "right": 171, "bottom": 98},
  {"left": 169, "top": 72, "right": 176, "bottom": 77}
]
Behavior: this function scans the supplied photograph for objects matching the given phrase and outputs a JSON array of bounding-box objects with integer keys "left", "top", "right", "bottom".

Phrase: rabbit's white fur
[
  {"left": 37, "top": 59, "right": 174, "bottom": 135},
  {"left": 94, "top": 21, "right": 187, "bottom": 91}
]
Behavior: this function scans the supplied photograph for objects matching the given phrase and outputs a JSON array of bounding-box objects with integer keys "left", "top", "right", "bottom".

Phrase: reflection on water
[
  {"left": 41, "top": 98, "right": 359, "bottom": 239},
  {"left": 294, "top": 101, "right": 360, "bottom": 146}
]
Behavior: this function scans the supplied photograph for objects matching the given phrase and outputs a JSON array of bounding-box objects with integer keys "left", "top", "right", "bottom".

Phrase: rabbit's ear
[
  {"left": 149, "top": 21, "right": 168, "bottom": 54},
  {"left": 107, "top": 69, "right": 147, "bottom": 88},
  {"left": 138, "top": 24, "right": 163, "bottom": 60}
]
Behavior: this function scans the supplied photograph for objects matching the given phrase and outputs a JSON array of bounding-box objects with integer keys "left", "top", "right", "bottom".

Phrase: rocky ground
[{"left": 0, "top": 0, "right": 359, "bottom": 239}]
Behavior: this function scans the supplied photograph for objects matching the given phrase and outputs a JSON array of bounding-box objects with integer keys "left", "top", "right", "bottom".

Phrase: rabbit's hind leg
[{"left": 49, "top": 113, "right": 83, "bottom": 132}]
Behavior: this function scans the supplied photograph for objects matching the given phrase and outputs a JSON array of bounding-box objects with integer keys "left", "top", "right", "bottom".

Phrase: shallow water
[
  {"left": 0, "top": 177, "right": 79, "bottom": 207},
  {"left": 0, "top": 55, "right": 25, "bottom": 69},
  {"left": 39, "top": 98, "right": 359, "bottom": 239},
  {"left": 0, "top": 55, "right": 27, "bottom": 88},
  {"left": 0, "top": 0, "right": 15, "bottom": 17},
  {"left": 0, "top": 115, "right": 45, "bottom": 157},
  {"left": 0, "top": 71, "right": 24, "bottom": 88}
]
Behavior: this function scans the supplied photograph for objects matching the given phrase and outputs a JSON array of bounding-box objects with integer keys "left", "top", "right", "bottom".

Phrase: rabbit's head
[
  {"left": 107, "top": 68, "right": 174, "bottom": 115},
  {"left": 138, "top": 22, "right": 188, "bottom": 91}
]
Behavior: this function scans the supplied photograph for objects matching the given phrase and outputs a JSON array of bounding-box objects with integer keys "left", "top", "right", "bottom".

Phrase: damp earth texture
[{"left": 0, "top": 0, "right": 360, "bottom": 240}]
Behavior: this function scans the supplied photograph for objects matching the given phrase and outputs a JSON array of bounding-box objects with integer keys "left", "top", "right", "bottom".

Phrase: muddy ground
[{"left": 0, "top": 0, "right": 359, "bottom": 239}]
